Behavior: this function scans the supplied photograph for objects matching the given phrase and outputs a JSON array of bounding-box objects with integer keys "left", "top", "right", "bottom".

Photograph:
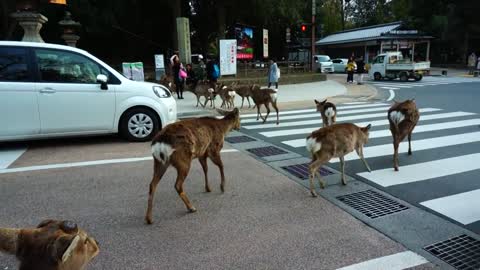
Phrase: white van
[{"left": 0, "top": 41, "right": 177, "bottom": 142}]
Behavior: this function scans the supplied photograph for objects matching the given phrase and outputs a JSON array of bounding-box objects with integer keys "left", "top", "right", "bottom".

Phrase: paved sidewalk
[{"left": 177, "top": 78, "right": 377, "bottom": 117}]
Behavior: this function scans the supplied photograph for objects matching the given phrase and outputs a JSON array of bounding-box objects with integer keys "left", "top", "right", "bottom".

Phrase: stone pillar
[
  {"left": 59, "top": 11, "right": 81, "bottom": 47},
  {"left": 10, "top": 11, "right": 48, "bottom": 43},
  {"left": 61, "top": 34, "right": 80, "bottom": 47}
]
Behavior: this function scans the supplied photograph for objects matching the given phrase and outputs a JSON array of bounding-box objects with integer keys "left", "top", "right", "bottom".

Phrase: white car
[
  {"left": 331, "top": 58, "right": 348, "bottom": 73},
  {"left": 0, "top": 41, "right": 176, "bottom": 142},
  {"left": 314, "top": 55, "right": 334, "bottom": 73}
]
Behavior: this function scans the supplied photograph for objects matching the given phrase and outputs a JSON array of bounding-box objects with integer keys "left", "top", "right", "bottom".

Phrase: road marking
[
  {"left": 0, "top": 149, "right": 239, "bottom": 174},
  {"left": 240, "top": 103, "right": 388, "bottom": 118},
  {"left": 336, "top": 251, "right": 428, "bottom": 270},
  {"left": 421, "top": 189, "right": 480, "bottom": 225},
  {"left": 358, "top": 153, "right": 480, "bottom": 187},
  {"left": 0, "top": 147, "right": 27, "bottom": 169},
  {"left": 387, "top": 89, "right": 395, "bottom": 101},
  {"left": 330, "top": 131, "right": 480, "bottom": 163},
  {"left": 281, "top": 116, "right": 480, "bottom": 147},
  {"left": 342, "top": 102, "right": 367, "bottom": 105},
  {"left": 243, "top": 108, "right": 441, "bottom": 130},
  {"left": 242, "top": 106, "right": 391, "bottom": 123},
  {"left": 373, "top": 84, "right": 414, "bottom": 88}
]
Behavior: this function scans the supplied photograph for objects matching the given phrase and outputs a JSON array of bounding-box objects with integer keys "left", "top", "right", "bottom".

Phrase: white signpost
[
  {"left": 263, "top": 29, "right": 269, "bottom": 59},
  {"left": 219, "top": 39, "right": 237, "bottom": 76},
  {"left": 154, "top": 54, "right": 165, "bottom": 80}
]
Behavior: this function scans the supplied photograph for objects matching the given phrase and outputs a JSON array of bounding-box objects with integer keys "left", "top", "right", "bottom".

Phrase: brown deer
[
  {"left": 314, "top": 99, "right": 337, "bottom": 127},
  {"left": 186, "top": 80, "right": 216, "bottom": 108},
  {"left": 232, "top": 84, "right": 253, "bottom": 108},
  {"left": 145, "top": 108, "right": 241, "bottom": 224},
  {"left": 216, "top": 84, "right": 236, "bottom": 109},
  {"left": 159, "top": 75, "right": 176, "bottom": 95},
  {"left": 0, "top": 220, "right": 99, "bottom": 270},
  {"left": 388, "top": 99, "right": 420, "bottom": 171},
  {"left": 306, "top": 123, "right": 372, "bottom": 197},
  {"left": 250, "top": 84, "right": 279, "bottom": 125}
]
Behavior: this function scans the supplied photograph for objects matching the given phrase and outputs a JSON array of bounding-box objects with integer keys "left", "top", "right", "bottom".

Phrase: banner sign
[
  {"left": 263, "top": 29, "right": 269, "bottom": 59},
  {"left": 219, "top": 39, "right": 237, "bottom": 75}
]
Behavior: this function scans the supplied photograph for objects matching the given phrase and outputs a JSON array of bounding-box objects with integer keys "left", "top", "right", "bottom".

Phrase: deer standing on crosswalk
[
  {"left": 315, "top": 99, "right": 337, "bottom": 127},
  {"left": 306, "top": 123, "right": 372, "bottom": 197},
  {"left": 388, "top": 99, "right": 420, "bottom": 171}
]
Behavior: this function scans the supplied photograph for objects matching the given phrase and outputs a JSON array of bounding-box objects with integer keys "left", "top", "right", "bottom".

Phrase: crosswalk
[
  {"left": 240, "top": 101, "right": 480, "bottom": 231},
  {"left": 368, "top": 76, "right": 480, "bottom": 90}
]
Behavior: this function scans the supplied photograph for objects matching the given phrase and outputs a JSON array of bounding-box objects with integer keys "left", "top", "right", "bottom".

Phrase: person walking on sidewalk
[
  {"left": 172, "top": 57, "right": 186, "bottom": 99},
  {"left": 468, "top": 52, "right": 477, "bottom": 74},
  {"left": 356, "top": 56, "right": 365, "bottom": 85},
  {"left": 268, "top": 58, "right": 279, "bottom": 89},
  {"left": 346, "top": 57, "right": 356, "bottom": 84}
]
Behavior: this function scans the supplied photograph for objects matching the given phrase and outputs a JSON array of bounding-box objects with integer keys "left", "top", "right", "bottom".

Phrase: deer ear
[
  {"left": 314, "top": 99, "right": 320, "bottom": 105},
  {"left": 37, "top": 219, "right": 56, "bottom": 228},
  {"left": 51, "top": 235, "right": 80, "bottom": 263},
  {"left": 365, "top": 124, "right": 372, "bottom": 130},
  {"left": 321, "top": 99, "right": 327, "bottom": 105}
]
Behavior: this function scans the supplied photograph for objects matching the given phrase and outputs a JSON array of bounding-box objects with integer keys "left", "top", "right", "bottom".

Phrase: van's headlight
[{"left": 153, "top": 86, "right": 171, "bottom": 98}]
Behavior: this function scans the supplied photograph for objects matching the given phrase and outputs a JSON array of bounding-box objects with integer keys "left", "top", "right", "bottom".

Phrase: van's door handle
[{"left": 39, "top": 88, "right": 56, "bottom": 94}]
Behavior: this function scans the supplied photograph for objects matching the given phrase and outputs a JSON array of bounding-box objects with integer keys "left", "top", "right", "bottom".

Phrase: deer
[
  {"left": 250, "top": 84, "right": 279, "bottom": 125},
  {"left": 0, "top": 219, "right": 99, "bottom": 270},
  {"left": 216, "top": 84, "right": 236, "bottom": 109},
  {"left": 145, "top": 108, "right": 241, "bottom": 224},
  {"left": 232, "top": 84, "right": 253, "bottom": 108},
  {"left": 315, "top": 99, "right": 337, "bottom": 127},
  {"left": 186, "top": 80, "right": 216, "bottom": 108},
  {"left": 159, "top": 75, "right": 176, "bottom": 95},
  {"left": 306, "top": 123, "right": 372, "bottom": 197},
  {"left": 388, "top": 99, "right": 420, "bottom": 171}
]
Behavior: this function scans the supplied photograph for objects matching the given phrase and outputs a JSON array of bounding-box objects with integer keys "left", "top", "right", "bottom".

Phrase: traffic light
[{"left": 301, "top": 24, "right": 307, "bottom": 32}]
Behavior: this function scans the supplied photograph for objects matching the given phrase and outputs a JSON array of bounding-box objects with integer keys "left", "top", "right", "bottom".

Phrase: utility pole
[{"left": 311, "top": 0, "right": 316, "bottom": 72}]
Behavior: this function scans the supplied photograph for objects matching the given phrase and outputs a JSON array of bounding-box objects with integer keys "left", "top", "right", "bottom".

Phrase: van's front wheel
[
  {"left": 373, "top": 72, "right": 382, "bottom": 81},
  {"left": 120, "top": 108, "right": 160, "bottom": 142}
]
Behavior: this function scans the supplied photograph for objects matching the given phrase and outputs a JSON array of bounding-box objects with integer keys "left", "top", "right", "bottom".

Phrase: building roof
[{"left": 316, "top": 21, "right": 403, "bottom": 45}]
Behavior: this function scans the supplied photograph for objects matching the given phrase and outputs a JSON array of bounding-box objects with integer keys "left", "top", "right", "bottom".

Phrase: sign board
[
  {"left": 122, "top": 62, "right": 144, "bottom": 81},
  {"left": 176, "top": 17, "right": 191, "bottom": 64},
  {"left": 263, "top": 29, "right": 269, "bottom": 59},
  {"left": 219, "top": 39, "right": 237, "bottom": 75},
  {"left": 235, "top": 25, "right": 254, "bottom": 59},
  {"left": 154, "top": 54, "right": 165, "bottom": 69}
]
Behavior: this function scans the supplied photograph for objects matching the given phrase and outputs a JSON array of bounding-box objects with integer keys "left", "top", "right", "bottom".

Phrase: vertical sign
[
  {"left": 219, "top": 39, "right": 237, "bottom": 75},
  {"left": 263, "top": 29, "right": 269, "bottom": 59},
  {"left": 154, "top": 54, "right": 165, "bottom": 80},
  {"left": 176, "top": 17, "right": 191, "bottom": 64}
]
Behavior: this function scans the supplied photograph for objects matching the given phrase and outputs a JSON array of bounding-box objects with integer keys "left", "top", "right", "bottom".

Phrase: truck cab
[{"left": 369, "top": 52, "right": 430, "bottom": 82}]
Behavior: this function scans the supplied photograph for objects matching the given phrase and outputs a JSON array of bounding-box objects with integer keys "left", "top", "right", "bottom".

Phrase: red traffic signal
[{"left": 301, "top": 24, "right": 307, "bottom": 32}]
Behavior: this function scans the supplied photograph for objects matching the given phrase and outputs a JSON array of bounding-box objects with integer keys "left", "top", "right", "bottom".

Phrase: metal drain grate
[
  {"left": 281, "top": 163, "right": 334, "bottom": 179},
  {"left": 246, "top": 146, "right": 288, "bottom": 157},
  {"left": 424, "top": 234, "right": 480, "bottom": 270},
  {"left": 336, "top": 190, "right": 409, "bottom": 219},
  {"left": 225, "top": 136, "right": 257, "bottom": 144}
]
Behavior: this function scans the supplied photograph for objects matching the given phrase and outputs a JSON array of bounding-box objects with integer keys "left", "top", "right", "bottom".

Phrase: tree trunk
[{"left": 171, "top": 0, "right": 182, "bottom": 51}]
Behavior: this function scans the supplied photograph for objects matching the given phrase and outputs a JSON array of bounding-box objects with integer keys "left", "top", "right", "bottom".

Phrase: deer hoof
[
  {"left": 145, "top": 216, "right": 153, "bottom": 225},
  {"left": 394, "top": 167, "right": 399, "bottom": 171},
  {"left": 311, "top": 191, "right": 318, "bottom": 197},
  {"left": 205, "top": 186, "right": 212, "bottom": 192},
  {"left": 188, "top": 207, "right": 197, "bottom": 213},
  {"left": 341, "top": 179, "right": 347, "bottom": 185}
]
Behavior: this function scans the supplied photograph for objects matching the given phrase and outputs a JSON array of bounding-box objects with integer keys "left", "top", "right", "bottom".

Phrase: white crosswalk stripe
[
  {"left": 240, "top": 101, "right": 480, "bottom": 226},
  {"left": 368, "top": 76, "right": 480, "bottom": 90}
]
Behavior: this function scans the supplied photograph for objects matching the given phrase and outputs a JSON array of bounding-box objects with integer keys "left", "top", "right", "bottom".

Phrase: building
[{"left": 316, "top": 21, "right": 434, "bottom": 63}]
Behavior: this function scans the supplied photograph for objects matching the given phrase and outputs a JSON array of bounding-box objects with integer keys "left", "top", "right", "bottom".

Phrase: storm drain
[
  {"left": 336, "top": 190, "right": 409, "bottom": 219},
  {"left": 424, "top": 234, "right": 480, "bottom": 270},
  {"left": 247, "top": 146, "right": 288, "bottom": 158},
  {"left": 225, "top": 136, "right": 257, "bottom": 144},
  {"left": 281, "top": 163, "right": 334, "bottom": 180}
]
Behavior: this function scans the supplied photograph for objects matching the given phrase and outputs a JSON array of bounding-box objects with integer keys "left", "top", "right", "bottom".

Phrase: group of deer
[{"left": 307, "top": 99, "right": 419, "bottom": 197}]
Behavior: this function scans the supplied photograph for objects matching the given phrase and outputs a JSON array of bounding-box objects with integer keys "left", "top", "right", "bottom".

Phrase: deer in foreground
[
  {"left": 388, "top": 99, "right": 420, "bottom": 171},
  {"left": 145, "top": 108, "right": 241, "bottom": 224},
  {"left": 0, "top": 220, "right": 99, "bottom": 270},
  {"left": 250, "top": 84, "right": 279, "bottom": 125},
  {"left": 186, "top": 80, "right": 216, "bottom": 108},
  {"left": 315, "top": 99, "right": 337, "bottom": 127},
  {"left": 306, "top": 123, "right": 372, "bottom": 197}
]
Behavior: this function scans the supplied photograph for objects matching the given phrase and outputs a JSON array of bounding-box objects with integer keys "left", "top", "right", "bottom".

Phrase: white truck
[{"left": 369, "top": 52, "right": 430, "bottom": 82}]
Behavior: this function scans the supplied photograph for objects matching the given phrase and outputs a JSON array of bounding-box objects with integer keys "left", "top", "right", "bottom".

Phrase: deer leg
[
  {"left": 309, "top": 158, "right": 328, "bottom": 197},
  {"left": 271, "top": 101, "right": 279, "bottom": 125},
  {"left": 356, "top": 146, "right": 372, "bottom": 172},
  {"left": 263, "top": 103, "right": 271, "bottom": 124},
  {"left": 174, "top": 163, "right": 196, "bottom": 213},
  {"left": 408, "top": 132, "right": 412, "bottom": 155},
  {"left": 202, "top": 96, "right": 208, "bottom": 108},
  {"left": 196, "top": 95, "right": 200, "bottom": 107},
  {"left": 247, "top": 97, "right": 251, "bottom": 108},
  {"left": 209, "top": 152, "right": 226, "bottom": 192},
  {"left": 339, "top": 156, "right": 347, "bottom": 185},
  {"left": 241, "top": 96, "right": 245, "bottom": 108},
  {"left": 198, "top": 156, "right": 211, "bottom": 192},
  {"left": 145, "top": 159, "right": 169, "bottom": 224},
  {"left": 257, "top": 104, "right": 265, "bottom": 122},
  {"left": 393, "top": 137, "right": 400, "bottom": 171}
]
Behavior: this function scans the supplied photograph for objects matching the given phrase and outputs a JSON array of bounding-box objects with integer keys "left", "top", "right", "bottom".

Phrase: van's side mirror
[{"left": 96, "top": 74, "right": 108, "bottom": 90}]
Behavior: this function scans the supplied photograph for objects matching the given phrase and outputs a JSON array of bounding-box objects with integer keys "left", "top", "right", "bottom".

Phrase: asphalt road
[{"left": 240, "top": 77, "right": 480, "bottom": 237}]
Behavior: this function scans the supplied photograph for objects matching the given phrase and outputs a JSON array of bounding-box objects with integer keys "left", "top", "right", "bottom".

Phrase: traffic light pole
[{"left": 311, "top": 0, "right": 316, "bottom": 72}]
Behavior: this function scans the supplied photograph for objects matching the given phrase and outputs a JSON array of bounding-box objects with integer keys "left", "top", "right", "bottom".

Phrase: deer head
[
  {"left": 216, "top": 108, "right": 241, "bottom": 130},
  {"left": 360, "top": 124, "right": 372, "bottom": 143},
  {"left": 314, "top": 99, "right": 328, "bottom": 112},
  {"left": 0, "top": 220, "right": 99, "bottom": 270}
]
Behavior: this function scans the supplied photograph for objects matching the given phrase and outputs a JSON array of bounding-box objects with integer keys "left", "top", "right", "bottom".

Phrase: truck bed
[{"left": 386, "top": 61, "right": 430, "bottom": 71}]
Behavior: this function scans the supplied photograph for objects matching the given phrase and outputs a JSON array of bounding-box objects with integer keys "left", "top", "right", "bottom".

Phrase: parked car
[
  {"left": 331, "top": 58, "right": 348, "bottom": 73},
  {"left": 368, "top": 52, "right": 430, "bottom": 81},
  {"left": 314, "top": 55, "right": 334, "bottom": 73},
  {"left": 0, "top": 41, "right": 177, "bottom": 142}
]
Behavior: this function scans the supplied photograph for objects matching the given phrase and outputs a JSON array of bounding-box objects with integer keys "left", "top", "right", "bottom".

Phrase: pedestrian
[
  {"left": 206, "top": 58, "right": 220, "bottom": 83},
  {"left": 206, "top": 58, "right": 214, "bottom": 82},
  {"left": 468, "top": 52, "right": 477, "bottom": 74},
  {"left": 346, "top": 57, "right": 356, "bottom": 83},
  {"left": 268, "top": 58, "right": 279, "bottom": 89},
  {"left": 172, "top": 57, "right": 186, "bottom": 99},
  {"left": 356, "top": 56, "right": 365, "bottom": 85},
  {"left": 477, "top": 55, "right": 480, "bottom": 72}
]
